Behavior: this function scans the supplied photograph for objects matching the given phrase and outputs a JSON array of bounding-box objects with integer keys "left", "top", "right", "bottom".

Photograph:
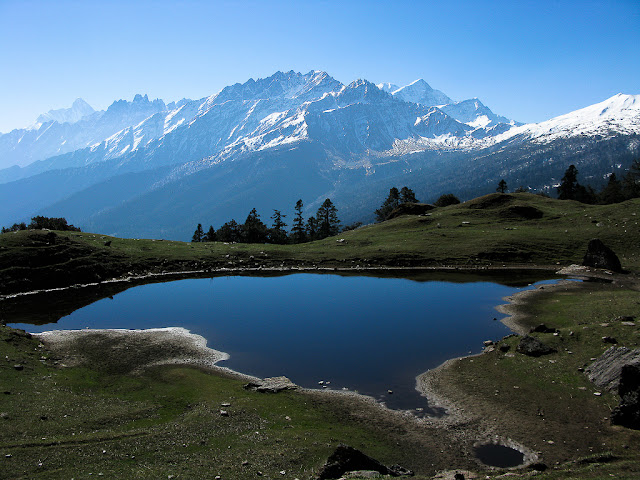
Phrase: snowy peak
[
  {"left": 391, "top": 79, "right": 452, "bottom": 106},
  {"left": 36, "top": 98, "right": 95, "bottom": 125},
  {"left": 441, "top": 98, "right": 519, "bottom": 128},
  {"left": 376, "top": 82, "right": 399, "bottom": 93},
  {"left": 498, "top": 93, "right": 640, "bottom": 143},
  {"left": 211, "top": 70, "right": 342, "bottom": 105},
  {"left": 337, "top": 79, "right": 393, "bottom": 106}
]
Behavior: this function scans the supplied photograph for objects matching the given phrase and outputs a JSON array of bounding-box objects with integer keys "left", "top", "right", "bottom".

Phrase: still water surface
[{"left": 10, "top": 273, "right": 555, "bottom": 412}]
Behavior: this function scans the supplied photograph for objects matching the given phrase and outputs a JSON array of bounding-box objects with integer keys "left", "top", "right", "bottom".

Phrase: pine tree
[
  {"left": 204, "top": 225, "right": 217, "bottom": 242},
  {"left": 599, "top": 172, "right": 625, "bottom": 204},
  {"left": 557, "top": 165, "right": 579, "bottom": 200},
  {"left": 216, "top": 220, "right": 241, "bottom": 243},
  {"left": 316, "top": 198, "right": 341, "bottom": 239},
  {"left": 242, "top": 208, "right": 268, "bottom": 243},
  {"left": 622, "top": 159, "right": 640, "bottom": 199},
  {"left": 497, "top": 179, "right": 508, "bottom": 193},
  {"left": 306, "top": 215, "right": 318, "bottom": 241},
  {"left": 374, "top": 187, "right": 400, "bottom": 222},
  {"left": 399, "top": 186, "right": 418, "bottom": 204},
  {"left": 291, "top": 199, "right": 307, "bottom": 244},
  {"left": 269, "top": 209, "right": 288, "bottom": 244},
  {"left": 191, "top": 223, "right": 204, "bottom": 242}
]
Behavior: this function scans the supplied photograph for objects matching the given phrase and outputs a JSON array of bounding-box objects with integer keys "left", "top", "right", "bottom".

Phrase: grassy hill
[
  {"left": 1, "top": 193, "right": 639, "bottom": 296},
  {"left": 1, "top": 193, "right": 639, "bottom": 479}
]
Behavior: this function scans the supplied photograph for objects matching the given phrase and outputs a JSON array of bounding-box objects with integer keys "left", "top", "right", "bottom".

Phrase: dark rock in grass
[
  {"left": 529, "top": 462, "right": 548, "bottom": 472},
  {"left": 317, "top": 445, "right": 413, "bottom": 479},
  {"left": 586, "top": 346, "right": 640, "bottom": 392},
  {"left": 582, "top": 239, "right": 623, "bottom": 272},
  {"left": 499, "top": 344, "right": 511, "bottom": 353},
  {"left": 516, "top": 335, "right": 557, "bottom": 357},
  {"left": 610, "top": 363, "right": 640, "bottom": 429},
  {"left": 530, "top": 324, "right": 559, "bottom": 334},
  {"left": 386, "top": 203, "right": 435, "bottom": 220},
  {"left": 13, "top": 364, "right": 24, "bottom": 371},
  {"left": 602, "top": 336, "right": 618, "bottom": 344}
]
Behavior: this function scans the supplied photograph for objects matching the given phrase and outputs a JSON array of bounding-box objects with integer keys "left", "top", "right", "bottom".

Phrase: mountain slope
[{"left": 0, "top": 71, "right": 638, "bottom": 240}]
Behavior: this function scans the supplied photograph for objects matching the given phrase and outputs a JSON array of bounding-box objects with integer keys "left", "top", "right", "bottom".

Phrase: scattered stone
[
  {"left": 582, "top": 239, "right": 623, "bottom": 272},
  {"left": 516, "top": 335, "right": 557, "bottom": 357},
  {"left": 13, "top": 364, "right": 23, "bottom": 371},
  {"left": 622, "top": 322, "right": 636, "bottom": 327},
  {"left": 219, "top": 410, "right": 229, "bottom": 417},
  {"left": 220, "top": 403, "right": 231, "bottom": 407},
  {"left": 602, "top": 336, "right": 618, "bottom": 344},
  {"left": 316, "top": 445, "right": 413, "bottom": 479},
  {"left": 529, "top": 324, "right": 559, "bottom": 334}
]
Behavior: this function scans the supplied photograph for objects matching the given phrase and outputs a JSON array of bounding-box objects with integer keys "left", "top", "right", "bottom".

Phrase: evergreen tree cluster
[
  {"left": 191, "top": 199, "right": 341, "bottom": 244},
  {"left": 1, "top": 216, "right": 81, "bottom": 234},
  {"left": 556, "top": 160, "right": 640, "bottom": 204},
  {"left": 374, "top": 186, "right": 418, "bottom": 222}
]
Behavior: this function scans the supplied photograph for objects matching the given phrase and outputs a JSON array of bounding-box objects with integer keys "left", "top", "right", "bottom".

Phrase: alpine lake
[{"left": 6, "top": 270, "right": 562, "bottom": 417}]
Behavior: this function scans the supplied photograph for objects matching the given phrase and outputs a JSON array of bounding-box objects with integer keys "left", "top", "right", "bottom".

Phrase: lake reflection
[{"left": 9, "top": 273, "right": 554, "bottom": 412}]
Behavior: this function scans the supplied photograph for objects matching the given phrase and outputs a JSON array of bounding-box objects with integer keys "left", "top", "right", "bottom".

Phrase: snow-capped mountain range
[{"left": 0, "top": 70, "right": 638, "bottom": 240}]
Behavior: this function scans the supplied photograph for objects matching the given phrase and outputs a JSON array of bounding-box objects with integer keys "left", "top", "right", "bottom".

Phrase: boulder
[
  {"left": 516, "top": 335, "right": 557, "bottom": 357},
  {"left": 586, "top": 347, "right": 640, "bottom": 392},
  {"left": 610, "top": 362, "right": 640, "bottom": 429},
  {"left": 529, "top": 324, "right": 559, "bottom": 334},
  {"left": 582, "top": 239, "right": 623, "bottom": 272},
  {"left": 317, "top": 445, "right": 413, "bottom": 479},
  {"left": 243, "top": 376, "right": 297, "bottom": 393}
]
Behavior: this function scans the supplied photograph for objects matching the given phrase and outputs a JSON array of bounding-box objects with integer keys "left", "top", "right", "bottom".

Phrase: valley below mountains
[{"left": 1, "top": 70, "right": 638, "bottom": 240}]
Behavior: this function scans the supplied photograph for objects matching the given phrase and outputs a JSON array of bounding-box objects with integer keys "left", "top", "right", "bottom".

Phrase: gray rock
[
  {"left": 516, "top": 335, "right": 557, "bottom": 357},
  {"left": 582, "top": 239, "right": 623, "bottom": 272},
  {"left": 243, "top": 376, "right": 297, "bottom": 393},
  {"left": 610, "top": 363, "right": 640, "bottom": 429},
  {"left": 585, "top": 346, "right": 640, "bottom": 391}
]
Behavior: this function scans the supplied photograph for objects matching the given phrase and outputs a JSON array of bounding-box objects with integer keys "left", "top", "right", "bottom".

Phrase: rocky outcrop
[
  {"left": 516, "top": 335, "right": 557, "bottom": 357},
  {"left": 610, "top": 363, "right": 640, "bottom": 429},
  {"left": 585, "top": 346, "right": 640, "bottom": 392},
  {"left": 582, "top": 239, "right": 623, "bottom": 272},
  {"left": 243, "top": 376, "right": 297, "bottom": 393},
  {"left": 317, "top": 445, "right": 413, "bottom": 479}
]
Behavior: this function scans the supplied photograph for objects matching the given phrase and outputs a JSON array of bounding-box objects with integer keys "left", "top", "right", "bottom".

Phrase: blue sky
[{"left": 0, "top": 0, "right": 638, "bottom": 133}]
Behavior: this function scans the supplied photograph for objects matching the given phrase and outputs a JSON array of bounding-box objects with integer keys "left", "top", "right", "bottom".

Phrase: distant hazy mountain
[
  {"left": 0, "top": 94, "right": 167, "bottom": 169},
  {"left": 37, "top": 98, "right": 95, "bottom": 125},
  {"left": 0, "top": 70, "right": 638, "bottom": 240}
]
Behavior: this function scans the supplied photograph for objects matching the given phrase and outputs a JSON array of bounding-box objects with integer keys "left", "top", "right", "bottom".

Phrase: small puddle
[{"left": 474, "top": 443, "right": 525, "bottom": 468}]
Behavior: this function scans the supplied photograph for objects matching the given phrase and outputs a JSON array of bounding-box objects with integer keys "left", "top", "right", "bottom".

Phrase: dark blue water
[{"left": 10, "top": 274, "right": 546, "bottom": 413}]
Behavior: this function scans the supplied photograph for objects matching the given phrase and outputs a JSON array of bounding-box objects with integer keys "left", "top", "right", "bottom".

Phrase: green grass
[{"left": 433, "top": 280, "right": 640, "bottom": 479}]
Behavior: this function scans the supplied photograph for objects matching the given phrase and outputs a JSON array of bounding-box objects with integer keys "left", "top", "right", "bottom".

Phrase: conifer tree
[
  {"left": 599, "top": 172, "right": 625, "bottom": 204},
  {"left": 399, "top": 186, "right": 418, "bottom": 204},
  {"left": 316, "top": 198, "right": 341, "bottom": 239},
  {"left": 375, "top": 187, "right": 400, "bottom": 222},
  {"left": 269, "top": 209, "right": 288, "bottom": 244},
  {"left": 291, "top": 199, "right": 307, "bottom": 244},
  {"left": 242, "top": 208, "right": 268, "bottom": 243},
  {"left": 306, "top": 215, "right": 318, "bottom": 241},
  {"left": 557, "top": 165, "right": 579, "bottom": 200},
  {"left": 192, "top": 223, "right": 204, "bottom": 242},
  {"left": 497, "top": 179, "right": 508, "bottom": 193},
  {"left": 204, "top": 225, "right": 216, "bottom": 242}
]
